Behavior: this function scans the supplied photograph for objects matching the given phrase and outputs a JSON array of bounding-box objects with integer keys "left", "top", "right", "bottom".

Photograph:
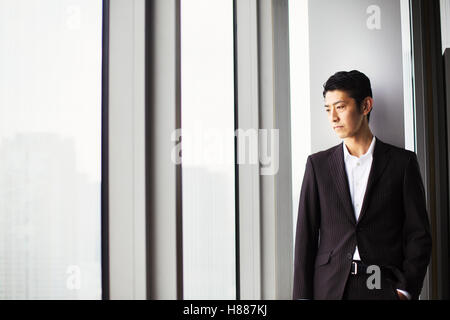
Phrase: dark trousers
[{"left": 342, "top": 270, "right": 400, "bottom": 300}]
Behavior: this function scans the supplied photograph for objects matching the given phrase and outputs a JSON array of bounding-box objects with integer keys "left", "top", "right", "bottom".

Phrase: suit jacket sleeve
[
  {"left": 399, "top": 153, "right": 432, "bottom": 299},
  {"left": 293, "top": 156, "right": 320, "bottom": 299}
]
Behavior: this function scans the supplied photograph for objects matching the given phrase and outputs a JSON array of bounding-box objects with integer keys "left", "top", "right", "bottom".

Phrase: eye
[{"left": 325, "top": 109, "right": 330, "bottom": 113}]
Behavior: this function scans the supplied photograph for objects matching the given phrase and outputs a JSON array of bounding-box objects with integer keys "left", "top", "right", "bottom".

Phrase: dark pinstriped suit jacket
[{"left": 293, "top": 138, "right": 432, "bottom": 300}]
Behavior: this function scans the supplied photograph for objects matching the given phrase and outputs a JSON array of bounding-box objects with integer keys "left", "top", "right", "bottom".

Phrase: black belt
[
  {"left": 350, "top": 260, "right": 395, "bottom": 279},
  {"left": 350, "top": 260, "right": 368, "bottom": 275}
]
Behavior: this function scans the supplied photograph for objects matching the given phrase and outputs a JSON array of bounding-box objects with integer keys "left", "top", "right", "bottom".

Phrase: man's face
[{"left": 324, "top": 90, "right": 366, "bottom": 139}]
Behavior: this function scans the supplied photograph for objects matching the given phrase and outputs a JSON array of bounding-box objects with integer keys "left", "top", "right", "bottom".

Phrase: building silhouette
[{"left": 0, "top": 133, "right": 101, "bottom": 299}]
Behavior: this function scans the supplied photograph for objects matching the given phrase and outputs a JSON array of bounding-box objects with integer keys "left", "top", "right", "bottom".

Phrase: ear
[{"left": 362, "top": 97, "right": 373, "bottom": 116}]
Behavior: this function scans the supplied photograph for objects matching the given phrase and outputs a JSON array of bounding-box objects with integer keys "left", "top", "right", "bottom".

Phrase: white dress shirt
[
  {"left": 343, "top": 136, "right": 375, "bottom": 261},
  {"left": 343, "top": 136, "right": 410, "bottom": 299}
]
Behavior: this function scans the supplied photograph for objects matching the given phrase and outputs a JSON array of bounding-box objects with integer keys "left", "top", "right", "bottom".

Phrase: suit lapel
[
  {"left": 328, "top": 144, "right": 357, "bottom": 225},
  {"left": 357, "top": 138, "right": 391, "bottom": 223}
]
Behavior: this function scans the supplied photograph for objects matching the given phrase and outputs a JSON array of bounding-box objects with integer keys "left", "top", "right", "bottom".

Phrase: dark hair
[{"left": 323, "top": 70, "right": 373, "bottom": 122}]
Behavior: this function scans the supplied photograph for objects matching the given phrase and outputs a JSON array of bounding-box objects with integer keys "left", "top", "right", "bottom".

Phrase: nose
[{"left": 330, "top": 107, "right": 339, "bottom": 122}]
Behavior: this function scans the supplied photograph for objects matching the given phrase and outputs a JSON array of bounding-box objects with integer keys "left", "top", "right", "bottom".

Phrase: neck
[{"left": 344, "top": 125, "right": 374, "bottom": 158}]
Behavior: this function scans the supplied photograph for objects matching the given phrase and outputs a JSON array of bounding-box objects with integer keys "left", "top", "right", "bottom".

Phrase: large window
[
  {"left": 0, "top": 0, "right": 103, "bottom": 299},
  {"left": 181, "top": 0, "right": 236, "bottom": 300}
]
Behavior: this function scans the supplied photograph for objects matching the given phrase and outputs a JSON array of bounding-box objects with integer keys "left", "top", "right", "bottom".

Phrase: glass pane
[
  {"left": 440, "top": 0, "right": 450, "bottom": 53},
  {"left": 181, "top": 0, "right": 236, "bottom": 299},
  {"left": 289, "top": 0, "right": 311, "bottom": 246},
  {"left": 0, "top": 0, "right": 103, "bottom": 299}
]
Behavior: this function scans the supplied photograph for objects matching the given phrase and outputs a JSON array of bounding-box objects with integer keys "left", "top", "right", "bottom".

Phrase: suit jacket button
[{"left": 347, "top": 253, "right": 352, "bottom": 260}]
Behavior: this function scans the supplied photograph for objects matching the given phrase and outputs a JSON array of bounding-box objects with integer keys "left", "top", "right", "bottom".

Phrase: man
[{"left": 292, "top": 70, "right": 432, "bottom": 300}]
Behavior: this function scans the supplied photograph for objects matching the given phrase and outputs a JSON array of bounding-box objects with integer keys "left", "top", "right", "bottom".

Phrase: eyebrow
[{"left": 324, "top": 100, "right": 346, "bottom": 108}]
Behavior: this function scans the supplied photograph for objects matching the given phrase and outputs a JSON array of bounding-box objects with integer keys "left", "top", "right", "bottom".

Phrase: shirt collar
[{"left": 343, "top": 136, "right": 376, "bottom": 161}]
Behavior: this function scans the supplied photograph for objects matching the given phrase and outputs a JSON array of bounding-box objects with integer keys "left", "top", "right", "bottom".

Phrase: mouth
[{"left": 334, "top": 126, "right": 343, "bottom": 130}]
